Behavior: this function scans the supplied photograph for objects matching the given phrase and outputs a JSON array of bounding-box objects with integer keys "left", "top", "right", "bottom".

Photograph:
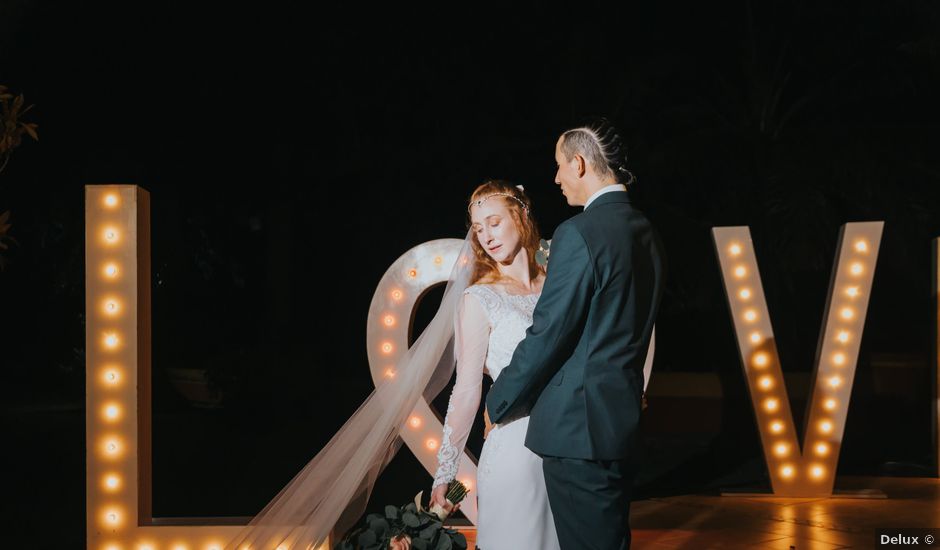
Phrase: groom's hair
[{"left": 560, "top": 118, "right": 635, "bottom": 186}]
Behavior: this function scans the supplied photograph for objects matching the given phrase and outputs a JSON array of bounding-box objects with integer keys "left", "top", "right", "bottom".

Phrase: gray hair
[{"left": 560, "top": 118, "right": 634, "bottom": 185}]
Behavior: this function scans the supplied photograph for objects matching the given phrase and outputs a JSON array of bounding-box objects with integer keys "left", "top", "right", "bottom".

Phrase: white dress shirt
[{"left": 584, "top": 183, "right": 627, "bottom": 209}]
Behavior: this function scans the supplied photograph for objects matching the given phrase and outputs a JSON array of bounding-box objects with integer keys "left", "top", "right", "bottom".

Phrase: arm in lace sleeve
[{"left": 431, "top": 290, "right": 490, "bottom": 489}]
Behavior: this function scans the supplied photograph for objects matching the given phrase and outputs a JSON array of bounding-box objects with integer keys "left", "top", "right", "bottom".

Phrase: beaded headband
[{"left": 467, "top": 185, "right": 529, "bottom": 213}]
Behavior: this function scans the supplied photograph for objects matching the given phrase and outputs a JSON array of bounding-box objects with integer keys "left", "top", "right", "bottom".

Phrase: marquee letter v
[{"left": 712, "top": 222, "right": 883, "bottom": 496}]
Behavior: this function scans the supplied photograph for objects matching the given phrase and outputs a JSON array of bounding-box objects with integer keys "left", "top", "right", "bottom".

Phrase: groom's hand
[{"left": 483, "top": 407, "right": 494, "bottom": 439}]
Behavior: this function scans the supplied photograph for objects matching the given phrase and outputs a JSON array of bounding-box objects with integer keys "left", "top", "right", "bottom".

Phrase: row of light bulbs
[
  {"left": 97, "top": 193, "right": 132, "bottom": 542},
  {"left": 727, "top": 238, "right": 869, "bottom": 482},
  {"left": 377, "top": 278, "right": 473, "bottom": 493}
]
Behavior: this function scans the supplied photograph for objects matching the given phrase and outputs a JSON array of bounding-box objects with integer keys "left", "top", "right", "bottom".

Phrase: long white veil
[{"left": 224, "top": 231, "right": 476, "bottom": 550}]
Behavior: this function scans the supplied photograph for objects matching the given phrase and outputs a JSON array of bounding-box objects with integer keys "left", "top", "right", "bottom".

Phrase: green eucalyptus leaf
[
  {"left": 385, "top": 505, "right": 400, "bottom": 520},
  {"left": 357, "top": 529, "right": 377, "bottom": 547},
  {"left": 369, "top": 517, "right": 390, "bottom": 535},
  {"left": 411, "top": 538, "right": 428, "bottom": 550},
  {"left": 402, "top": 512, "right": 420, "bottom": 528},
  {"left": 435, "top": 534, "right": 452, "bottom": 550},
  {"left": 451, "top": 533, "right": 467, "bottom": 549},
  {"left": 419, "top": 521, "right": 441, "bottom": 540}
]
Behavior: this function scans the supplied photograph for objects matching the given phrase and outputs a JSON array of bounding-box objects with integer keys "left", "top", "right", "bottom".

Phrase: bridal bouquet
[{"left": 334, "top": 480, "right": 469, "bottom": 550}]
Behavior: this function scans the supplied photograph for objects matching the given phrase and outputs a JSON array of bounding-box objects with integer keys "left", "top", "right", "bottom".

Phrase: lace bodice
[{"left": 431, "top": 284, "right": 539, "bottom": 489}]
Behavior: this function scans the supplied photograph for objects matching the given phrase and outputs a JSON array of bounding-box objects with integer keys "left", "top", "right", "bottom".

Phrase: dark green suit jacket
[{"left": 485, "top": 190, "right": 666, "bottom": 459}]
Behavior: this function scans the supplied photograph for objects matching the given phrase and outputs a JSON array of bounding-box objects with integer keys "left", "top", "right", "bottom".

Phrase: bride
[
  {"left": 223, "top": 181, "right": 559, "bottom": 550},
  {"left": 429, "top": 180, "right": 560, "bottom": 550}
]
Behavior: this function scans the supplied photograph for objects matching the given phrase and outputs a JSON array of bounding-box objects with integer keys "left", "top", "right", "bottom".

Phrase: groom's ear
[{"left": 575, "top": 154, "right": 587, "bottom": 178}]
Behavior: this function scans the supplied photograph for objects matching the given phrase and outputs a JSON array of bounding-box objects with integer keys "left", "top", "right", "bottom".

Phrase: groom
[{"left": 485, "top": 119, "right": 665, "bottom": 549}]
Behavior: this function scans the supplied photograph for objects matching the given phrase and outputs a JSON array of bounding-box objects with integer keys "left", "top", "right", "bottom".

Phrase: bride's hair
[{"left": 467, "top": 179, "right": 544, "bottom": 286}]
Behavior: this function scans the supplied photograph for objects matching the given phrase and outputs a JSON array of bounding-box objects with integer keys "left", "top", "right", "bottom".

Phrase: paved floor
[{"left": 456, "top": 476, "right": 940, "bottom": 549}]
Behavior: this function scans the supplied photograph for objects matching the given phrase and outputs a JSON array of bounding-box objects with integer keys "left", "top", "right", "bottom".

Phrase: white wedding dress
[{"left": 432, "top": 284, "right": 561, "bottom": 550}]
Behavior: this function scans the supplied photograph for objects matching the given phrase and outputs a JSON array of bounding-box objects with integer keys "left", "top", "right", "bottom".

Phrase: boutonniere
[{"left": 535, "top": 238, "right": 551, "bottom": 267}]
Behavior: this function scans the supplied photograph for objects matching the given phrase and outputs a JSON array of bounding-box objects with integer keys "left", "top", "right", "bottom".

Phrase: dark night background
[{"left": 1, "top": 1, "right": 939, "bottom": 547}]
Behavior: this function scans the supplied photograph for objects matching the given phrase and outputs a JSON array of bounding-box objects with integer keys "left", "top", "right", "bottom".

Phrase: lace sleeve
[{"left": 432, "top": 289, "right": 490, "bottom": 489}]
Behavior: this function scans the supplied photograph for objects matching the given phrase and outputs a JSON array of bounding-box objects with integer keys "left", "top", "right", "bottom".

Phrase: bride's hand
[{"left": 430, "top": 484, "right": 450, "bottom": 510}]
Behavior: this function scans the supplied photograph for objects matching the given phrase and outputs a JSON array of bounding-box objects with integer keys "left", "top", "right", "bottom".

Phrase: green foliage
[
  {"left": 0, "top": 84, "right": 37, "bottom": 272},
  {"left": 334, "top": 498, "right": 467, "bottom": 550},
  {"left": 0, "top": 84, "right": 38, "bottom": 175}
]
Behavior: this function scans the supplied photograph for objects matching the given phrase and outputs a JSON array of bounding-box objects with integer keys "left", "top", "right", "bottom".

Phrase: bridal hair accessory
[{"left": 467, "top": 192, "right": 529, "bottom": 213}]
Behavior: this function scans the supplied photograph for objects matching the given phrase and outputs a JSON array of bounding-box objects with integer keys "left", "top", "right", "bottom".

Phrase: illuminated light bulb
[
  {"left": 104, "top": 300, "right": 120, "bottom": 316},
  {"left": 749, "top": 331, "right": 762, "bottom": 344},
  {"left": 434, "top": 256, "right": 443, "bottom": 265},
  {"left": 139, "top": 545, "right": 154, "bottom": 550},
  {"left": 391, "top": 289, "right": 404, "bottom": 302},
  {"left": 780, "top": 465, "right": 795, "bottom": 479},
  {"left": 810, "top": 464, "right": 825, "bottom": 479},
  {"left": 729, "top": 244, "right": 742, "bottom": 256},
  {"left": 819, "top": 420, "right": 833, "bottom": 434},
  {"left": 104, "top": 369, "right": 120, "bottom": 385},
  {"left": 770, "top": 421, "right": 784, "bottom": 434},
  {"left": 105, "top": 545, "right": 122, "bottom": 550},
  {"left": 104, "top": 437, "right": 122, "bottom": 456},
  {"left": 828, "top": 376, "right": 842, "bottom": 388},
  {"left": 104, "top": 403, "right": 120, "bottom": 420},
  {"left": 846, "top": 286, "right": 860, "bottom": 298},
  {"left": 408, "top": 416, "right": 422, "bottom": 428},
  {"left": 758, "top": 376, "right": 773, "bottom": 390},
  {"left": 833, "top": 352, "right": 846, "bottom": 366},
  {"left": 172, "top": 545, "right": 189, "bottom": 550},
  {"left": 408, "top": 268, "right": 418, "bottom": 278},
  {"left": 764, "top": 398, "right": 779, "bottom": 412},
  {"left": 207, "top": 545, "right": 221, "bottom": 550},
  {"left": 744, "top": 310, "right": 757, "bottom": 322},
  {"left": 855, "top": 240, "right": 868, "bottom": 253},
  {"left": 460, "top": 479, "right": 473, "bottom": 490},
  {"left": 104, "top": 263, "right": 119, "bottom": 278},
  {"left": 384, "top": 368, "right": 396, "bottom": 379},
  {"left": 823, "top": 398, "right": 837, "bottom": 411},
  {"left": 383, "top": 315, "right": 396, "bottom": 327},
  {"left": 734, "top": 266, "right": 747, "bottom": 279},
  {"left": 105, "top": 474, "right": 120, "bottom": 490},
  {"left": 774, "top": 443, "right": 789, "bottom": 457},
  {"left": 752, "top": 352, "right": 769, "bottom": 368},
  {"left": 426, "top": 439, "right": 438, "bottom": 450},
  {"left": 104, "top": 333, "right": 120, "bottom": 349},
  {"left": 815, "top": 442, "right": 830, "bottom": 456},
  {"left": 104, "top": 228, "right": 119, "bottom": 243},
  {"left": 738, "top": 288, "right": 752, "bottom": 300},
  {"left": 104, "top": 194, "right": 119, "bottom": 208},
  {"left": 107, "top": 511, "right": 119, "bottom": 524},
  {"left": 840, "top": 307, "right": 854, "bottom": 320},
  {"left": 850, "top": 263, "right": 863, "bottom": 276},
  {"left": 837, "top": 331, "right": 850, "bottom": 343},
  {"left": 381, "top": 342, "right": 394, "bottom": 355}
]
